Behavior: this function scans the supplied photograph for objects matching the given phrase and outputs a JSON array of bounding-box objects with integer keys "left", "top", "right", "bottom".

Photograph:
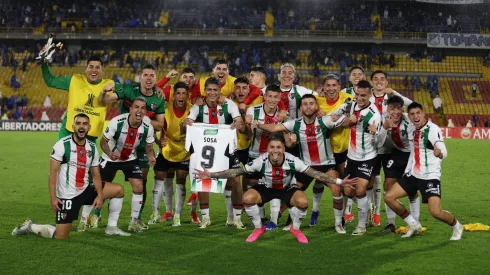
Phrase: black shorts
[
  {"left": 334, "top": 150, "right": 348, "bottom": 167},
  {"left": 398, "top": 174, "right": 441, "bottom": 204},
  {"left": 154, "top": 154, "right": 190, "bottom": 173},
  {"left": 384, "top": 149, "right": 410, "bottom": 179},
  {"left": 344, "top": 157, "right": 377, "bottom": 181},
  {"left": 100, "top": 159, "right": 144, "bottom": 182},
  {"left": 252, "top": 184, "right": 300, "bottom": 208},
  {"left": 236, "top": 149, "right": 249, "bottom": 165},
  {"left": 229, "top": 153, "right": 241, "bottom": 169},
  {"left": 295, "top": 165, "right": 335, "bottom": 190},
  {"left": 245, "top": 157, "right": 262, "bottom": 180},
  {"left": 372, "top": 153, "right": 391, "bottom": 176},
  {"left": 56, "top": 185, "right": 98, "bottom": 224}
]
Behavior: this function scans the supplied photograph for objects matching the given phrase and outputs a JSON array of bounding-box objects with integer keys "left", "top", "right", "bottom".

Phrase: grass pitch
[{"left": 0, "top": 132, "right": 489, "bottom": 275}]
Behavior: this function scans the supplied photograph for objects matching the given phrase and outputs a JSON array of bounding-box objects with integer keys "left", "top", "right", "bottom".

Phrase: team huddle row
[{"left": 12, "top": 52, "right": 464, "bottom": 243}]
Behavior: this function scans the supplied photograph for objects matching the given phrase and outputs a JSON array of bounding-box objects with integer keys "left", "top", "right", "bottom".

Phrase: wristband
[{"left": 336, "top": 178, "right": 342, "bottom": 185}]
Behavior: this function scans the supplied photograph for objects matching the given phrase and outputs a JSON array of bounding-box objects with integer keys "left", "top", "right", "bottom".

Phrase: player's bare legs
[
  {"left": 127, "top": 178, "right": 147, "bottom": 232},
  {"left": 344, "top": 178, "right": 369, "bottom": 235},
  {"left": 427, "top": 197, "right": 463, "bottom": 240},
  {"left": 384, "top": 183, "right": 422, "bottom": 238}
]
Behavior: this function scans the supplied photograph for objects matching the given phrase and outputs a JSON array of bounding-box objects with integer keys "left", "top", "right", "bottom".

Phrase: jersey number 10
[{"left": 201, "top": 145, "right": 215, "bottom": 169}]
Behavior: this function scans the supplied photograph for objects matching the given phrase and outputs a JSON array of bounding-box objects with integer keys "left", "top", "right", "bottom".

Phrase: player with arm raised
[
  {"left": 377, "top": 95, "right": 419, "bottom": 232},
  {"left": 195, "top": 133, "right": 358, "bottom": 243},
  {"left": 12, "top": 114, "right": 128, "bottom": 238},
  {"left": 384, "top": 102, "right": 463, "bottom": 240},
  {"left": 89, "top": 64, "right": 164, "bottom": 227},
  {"left": 183, "top": 77, "right": 247, "bottom": 229},
  {"left": 98, "top": 97, "right": 156, "bottom": 233},
  {"left": 149, "top": 82, "right": 198, "bottom": 226},
  {"left": 369, "top": 70, "right": 413, "bottom": 227},
  {"left": 257, "top": 94, "right": 349, "bottom": 233},
  {"left": 343, "top": 80, "right": 382, "bottom": 235}
]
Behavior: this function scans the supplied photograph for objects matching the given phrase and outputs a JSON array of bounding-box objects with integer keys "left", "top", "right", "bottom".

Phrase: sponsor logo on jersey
[
  {"left": 218, "top": 109, "right": 224, "bottom": 116},
  {"left": 204, "top": 129, "right": 218, "bottom": 135},
  {"left": 138, "top": 133, "right": 144, "bottom": 140},
  {"left": 79, "top": 149, "right": 84, "bottom": 156}
]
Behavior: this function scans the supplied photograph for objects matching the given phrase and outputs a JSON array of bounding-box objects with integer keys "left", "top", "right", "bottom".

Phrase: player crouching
[
  {"left": 194, "top": 133, "right": 358, "bottom": 243},
  {"left": 12, "top": 114, "right": 129, "bottom": 238}
]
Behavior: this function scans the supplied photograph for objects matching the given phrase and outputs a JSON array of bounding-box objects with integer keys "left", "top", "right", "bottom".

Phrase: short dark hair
[
  {"left": 234, "top": 77, "right": 249, "bottom": 85},
  {"left": 265, "top": 84, "right": 281, "bottom": 94},
  {"left": 268, "top": 132, "right": 285, "bottom": 145},
  {"left": 322, "top": 73, "right": 340, "bottom": 85},
  {"left": 371, "top": 70, "right": 387, "bottom": 81},
  {"left": 214, "top": 59, "right": 228, "bottom": 68},
  {"left": 301, "top": 94, "right": 317, "bottom": 103},
  {"left": 141, "top": 64, "right": 157, "bottom": 72},
  {"left": 349, "top": 66, "right": 365, "bottom": 74},
  {"left": 204, "top": 77, "right": 220, "bottom": 89},
  {"left": 182, "top": 67, "right": 195, "bottom": 75},
  {"left": 357, "top": 80, "right": 372, "bottom": 90},
  {"left": 74, "top": 113, "right": 90, "bottom": 121},
  {"left": 407, "top": 102, "right": 424, "bottom": 113},
  {"left": 386, "top": 95, "right": 404, "bottom": 108},
  {"left": 174, "top": 81, "right": 189, "bottom": 92},
  {"left": 87, "top": 56, "right": 103, "bottom": 66},
  {"left": 251, "top": 66, "right": 268, "bottom": 79}
]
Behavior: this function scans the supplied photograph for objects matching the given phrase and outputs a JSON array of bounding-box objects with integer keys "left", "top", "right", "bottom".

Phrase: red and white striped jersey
[
  {"left": 187, "top": 98, "right": 241, "bottom": 125},
  {"left": 406, "top": 120, "right": 444, "bottom": 180},
  {"left": 370, "top": 91, "right": 413, "bottom": 119},
  {"left": 282, "top": 115, "right": 345, "bottom": 166},
  {"left": 246, "top": 103, "right": 280, "bottom": 158},
  {"left": 244, "top": 152, "right": 309, "bottom": 190},
  {"left": 379, "top": 113, "right": 411, "bottom": 153},
  {"left": 102, "top": 113, "right": 155, "bottom": 162},
  {"left": 51, "top": 136, "right": 100, "bottom": 199},
  {"left": 347, "top": 102, "right": 382, "bottom": 161},
  {"left": 280, "top": 85, "right": 314, "bottom": 119}
]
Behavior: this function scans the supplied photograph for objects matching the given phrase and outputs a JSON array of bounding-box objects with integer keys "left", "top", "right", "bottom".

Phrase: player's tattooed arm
[
  {"left": 195, "top": 167, "right": 247, "bottom": 179},
  {"left": 145, "top": 142, "right": 156, "bottom": 166},
  {"left": 304, "top": 168, "right": 359, "bottom": 187}
]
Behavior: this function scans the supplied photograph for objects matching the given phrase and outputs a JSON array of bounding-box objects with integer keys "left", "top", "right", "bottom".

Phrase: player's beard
[{"left": 74, "top": 129, "right": 87, "bottom": 141}]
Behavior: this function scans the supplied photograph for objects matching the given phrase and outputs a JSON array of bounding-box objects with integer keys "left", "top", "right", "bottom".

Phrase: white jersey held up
[
  {"left": 347, "top": 102, "right": 382, "bottom": 161},
  {"left": 405, "top": 120, "right": 445, "bottom": 180},
  {"left": 185, "top": 123, "right": 238, "bottom": 193},
  {"left": 244, "top": 152, "right": 310, "bottom": 190},
  {"left": 102, "top": 113, "right": 155, "bottom": 162},
  {"left": 51, "top": 136, "right": 100, "bottom": 199}
]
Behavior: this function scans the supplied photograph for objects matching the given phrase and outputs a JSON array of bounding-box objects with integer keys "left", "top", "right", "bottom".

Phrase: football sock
[
  {"left": 345, "top": 198, "right": 353, "bottom": 214},
  {"left": 224, "top": 187, "right": 233, "bottom": 217},
  {"left": 270, "top": 199, "right": 280, "bottom": 224},
  {"left": 200, "top": 203, "right": 209, "bottom": 217},
  {"left": 244, "top": 204, "right": 262, "bottom": 229},
  {"left": 152, "top": 179, "right": 164, "bottom": 213},
  {"left": 409, "top": 193, "right": 421, "bottom": 221},
  {"left": 357, "top": 194, "right": 368, "bottom": 229},
  {"left": 400, "top": 210, "right": 418, "bottom": 227},
  {"left": 30, "top": 224, "right": 56, "bottom": 239},
  {"left": 80, "top": 205, "right": 93, "bottom": 222},
  {"left": 138, "top": 179, "right": 147, "bottom": 219},
  {"left": 163, "top": 178, "right": 174, "bottom": 213},
  {"left": 333, "top": 195, "right": 344, "bottom": 225},
  {"left": 312, "top": 184, "right": 324, "bottom": 212},
  {"left": 175, "top": 182, "right": 186, "bottom": 216},
  {"left": 292, "top": 206, "right": 307, "bottom": 230},
  {"left": 385, "top": 204, "right": 396, "bottom": 226},
  {"left": 108, "top": 197, "right": 123, "bottom": 227},
  {"left": 366, "top": 188, "right": 374, "bottom": 209},
  {"left": 373, "top": 176, "right": 382, "bottom": 215},
  {"left": 259, "top": 206, "right": 266, "bottom": 219},
  {"left": 131, "top": 193, "right": 143, "bottom": 219}
]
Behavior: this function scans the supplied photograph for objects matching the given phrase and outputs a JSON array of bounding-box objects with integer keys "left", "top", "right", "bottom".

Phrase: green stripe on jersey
[
  {"left": 250, "top": 108, "right": 261, "bottom": 151},
  {"left": 222, "top": 103, "right": 232, "bottom": 124},
  {"left": 318, "top": 119, "right": 331, "bottom": 160},
  {"left": 288, "top": 161, "right": 296, "bottom": 173},
  {"left": 259, "top": 162, "right": 266, "bottom": 178},
  {"left": 293, "top": 86, "right": 302, "bottom": 118},
  {"left": 113, "top": 121, "right": 125, "bottom": 152},
  {"left": 293, "top": 120, "right": 303, "bottom": 160},
  {"left": 362, "top": 111, "right": 374, "bottom": 151},
  {"left": 198, "top": 106, "right": 204, "bottom": 122},
  {"left": 63, "top": 141, "right": 71, "bottom": 188},
  {"left": 423, "top": 127, "right": 430, "bottom": 174}
]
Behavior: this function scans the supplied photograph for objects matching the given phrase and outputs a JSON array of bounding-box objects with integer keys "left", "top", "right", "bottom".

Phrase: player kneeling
[
  {"left": 195, "top": 133, "right": 357, "bottom": 243},
  {"left": 12, "top": 114, "right": 129, "bottom": 239}
]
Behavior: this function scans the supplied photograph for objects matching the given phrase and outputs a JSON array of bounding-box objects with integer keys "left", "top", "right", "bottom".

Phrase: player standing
[
  {"left": 249, "top": 66, "right": 268, "bottom": 93},
  {"left": 99, "top": 98, "right": 156, "bottom": 232},
  {"left": 194, "top": 133, "right": 358, "bottom": 243},
  {"left": 384, "top": 102, "right": 463, "bottom": 240},
  {"left": 12, "top": 114, "right": 128, "bottom": 238},
  {"left": 341, "top": 66, "right": 365, "bottom": 96},
  {"left": 278, "top": 63, "right": 315, "bottom": 120},
  {"left": 184, "top": 77, "right": 247, "bottom": 229}
]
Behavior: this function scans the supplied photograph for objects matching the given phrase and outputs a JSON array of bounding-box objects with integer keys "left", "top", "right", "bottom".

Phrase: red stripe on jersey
[
  {"left": 414, "top": 130, "right": 421, "bottom": 174},
  {"left": 350, "top": 111, "right": 361, "bottom": 150},
  {"left": 280, "top": 92, "right": 290, "bottom": 112},
  {"left": 202, "top": 179, "right": 212, "bottom": 192},
  {"left": 271, "top": 167, "right": 284, "bottom": 190},
  {"left": 119, "top": 128, "right": 138, "bottom": 161},
  {"left": 258, "top": 116, "right": 275, "bottom": 153},
  {"left": 306, "top": 124, "right": 320, "bottom": 165},
  {"left": 374, "top": 96, "right": 384, "bottom": 114},
  {"left": 391, "top": 126, "right": 405, "bottom": 149},
  {"left": 75, "top": 145, "right": 87, "bottom": 188},
  {"left": 208, "top": 107, "right": 218, "bottom": 124}
]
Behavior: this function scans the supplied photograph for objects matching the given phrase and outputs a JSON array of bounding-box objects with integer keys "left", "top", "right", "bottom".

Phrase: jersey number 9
[{"left": 201, "top": 145, "right": 215, "bottom": 169}]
